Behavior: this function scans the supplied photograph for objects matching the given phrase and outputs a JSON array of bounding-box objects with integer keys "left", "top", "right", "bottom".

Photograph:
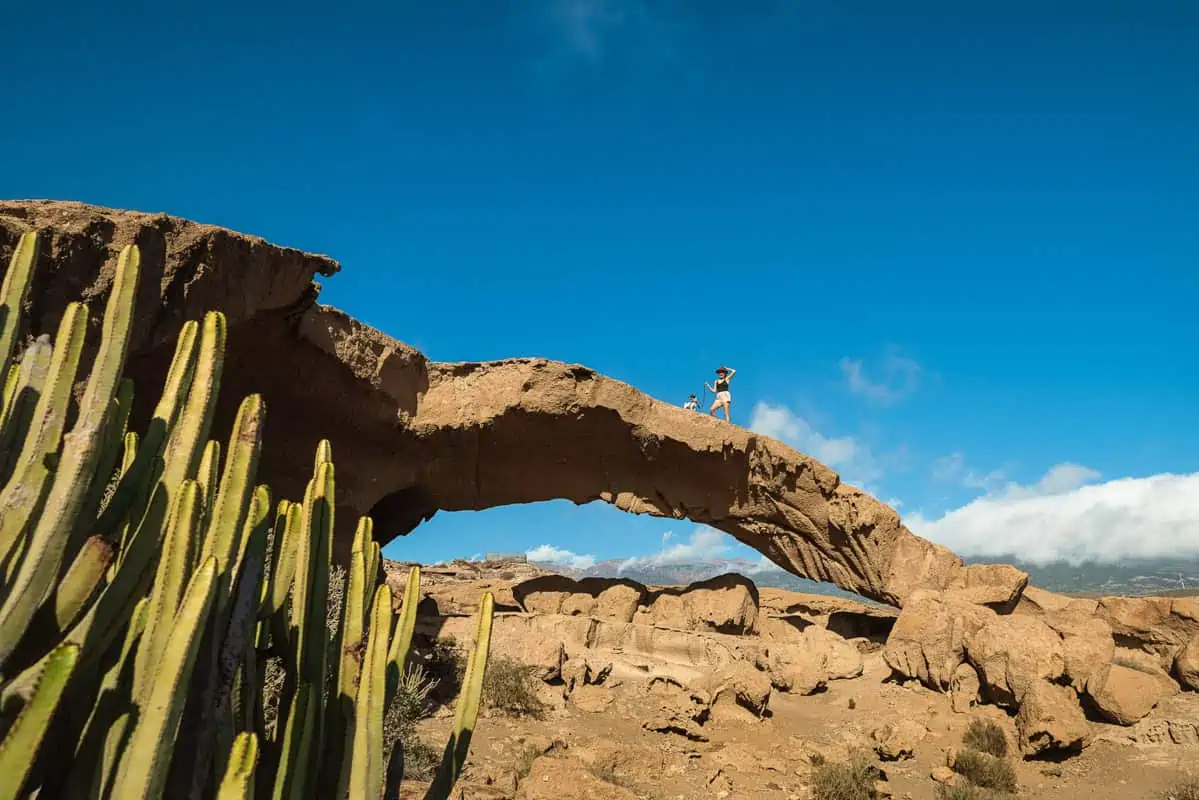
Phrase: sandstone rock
[
  {"left": 950, "top": 663, "right": 981, "bottom": 713},
  {"left": 639, "top": 677, "right": 711, "bottom": 741},
  {"left": 512, "top": 576, "right": 645, "bottom": 623},
  {"left": 760, "top": 637, "right": 828, "bottom": 695},
  {"left": 561, "top": 655, "right": 613, "bottom": 697},
  {"left": 964, "top": 615, "right": 1066, "bottom": 707},
  {"left": 643, "top": 573, "right": 759, "bottom": 634},
  {"left": 709, "top": 660, "right": 772, "bottom": 719},
  {"left": 870, "top": 719, "right": 929, "bottom": 760},
  {"left": 883, "top": 590, "right": 995, "bottom": 689},
  {"left": 1174, "top": 633, "right": 1199, "bottom": 690},
  {"left": 930, "top": 765, "right": 960, "bottom": 786},
  {"left": 1016, "top": 680, "right": 1090, "bottom": 755},
  {"left": 1088, "top": 663, "right": 1178, "bottom": 725},
  {"left": 1094, "top": 596, "right": 1199, "bottom": 671},
  {"left": 516, "top": 756, "right": 640, "bottom": 800},
  {"left": 568, "top": 685, "right": 614, "bottom": 713},
  {"left": 0, "top": 200, "right": 1032, "bottom": 609},
  {"left": 803, "top": 625, "right": 864, "bottom": 680},
  {"left": 943, "top": 563, "right": 1029, "bottom": 607},
  {"left": 1043, "top": 610, "right": 1114, "bottom": 695}
]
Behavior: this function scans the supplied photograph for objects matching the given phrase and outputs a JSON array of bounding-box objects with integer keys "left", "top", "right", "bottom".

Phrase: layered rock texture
[
  {"left": 0, "top": 199, "right": 1026, "bottom": 608},
  {"left": 4, "top": 200, "right": 1196, "bottom": 759}
]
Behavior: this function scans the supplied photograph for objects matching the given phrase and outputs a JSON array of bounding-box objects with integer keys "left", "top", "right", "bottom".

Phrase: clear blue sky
[{"left": 3, "top": 1, "right": 1197, "bottom": 569}]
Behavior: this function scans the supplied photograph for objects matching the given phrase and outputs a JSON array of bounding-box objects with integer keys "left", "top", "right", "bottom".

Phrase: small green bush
[
  {"left": 812, "top": 754, "right": 882, "bottom": 800},
  {"left": 962, "top": 719, "right": 1008, "bottom": 758},
  {"left": 952, "top": 749, "right": 1017, "bottom": 793}
]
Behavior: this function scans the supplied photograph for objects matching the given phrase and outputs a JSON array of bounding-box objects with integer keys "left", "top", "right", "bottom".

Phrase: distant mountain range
[{"left": 534, "top": 555, "right": 1199, "bottom": 601}]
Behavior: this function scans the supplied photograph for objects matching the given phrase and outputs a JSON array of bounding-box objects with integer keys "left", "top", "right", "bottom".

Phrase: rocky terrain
[
  {"left": 386, "top": 558, "right": 1198, "bottom": 799},
  {"left": 2, "top": 200, "right": 1196, "bottom": 798}
]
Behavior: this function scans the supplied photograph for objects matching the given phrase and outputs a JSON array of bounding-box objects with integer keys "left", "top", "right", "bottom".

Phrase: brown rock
[
  {"left": 642, "top": 573, "right": 760, "bottom": 634},
  {"left": 511, "top": 575, "right": 646, "bottom": 623},
  {"left": 870, "top": 719, "right": 929, "bottom": 760},
  {"left": 1016, "top": 680, "right": 1090, "bottom": 755},
  {"left": 761, "top": 637, "right": 829, "bottom": 695},
  {"left": 1089, "top": 663, "right": 1179, "bottom": 725},
  {"left": 950, "top": 663, "right": 981, "bottom": 713},
  {"left": 1094, "top": 596, "right": 1199, "bottom": 670},
  {"left": 1174, "top": 633, "right": 1199, "bottom": 690},
  {"left": 930, "top": 765, "right": 960, "bottom": 786},
  {"left": 802, "top": 625, "right": 864, "bottom": 680},
  {"left": 883, "top": 590, "right": 996, "bottom": 689},
  {"left": 964, "top": 615, "right": 1066, "bottom": 707},
  {"left": 568, "top": 685, "right": 614, "bottom": 713},
  {"left": 1, "top": 200, "right": 1033, "bottom": 609},
  {"left": 709, "top": 660, "right": 772, "bottom": 718}
]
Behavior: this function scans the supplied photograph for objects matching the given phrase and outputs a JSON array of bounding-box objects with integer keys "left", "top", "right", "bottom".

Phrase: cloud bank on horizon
[{"left": 749, "top": 399, "right": 1199, "bottom": 566}]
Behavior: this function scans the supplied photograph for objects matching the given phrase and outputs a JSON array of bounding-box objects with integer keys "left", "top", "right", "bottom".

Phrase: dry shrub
[
  {"left": 962, "top": 719, "right": 1008, "bottom": 758},
  {"left": 1161, "top": 775, "right": 1199, "bottom": 800},
  {"left": 951, "top": 749, "right": 1017, "bottom": 793},
  {"left": 383, "top": 663, "right": 442, "bottom": 780},
  {"left": 482, "top": 656, "right": 547, "bottom": 719},
  {"left": 811, "top": 753, "right": 883, "bottom": 800}
]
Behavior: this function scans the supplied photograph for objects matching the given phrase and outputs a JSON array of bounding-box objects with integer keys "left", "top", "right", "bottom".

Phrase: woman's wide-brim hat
[{"left": 716, "top": 366, "right": 729, "bottom": 374}]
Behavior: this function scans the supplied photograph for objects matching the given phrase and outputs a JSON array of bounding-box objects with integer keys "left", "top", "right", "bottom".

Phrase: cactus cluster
[{"left": 0, "top": 232, "right": 493, "bottom": 799}]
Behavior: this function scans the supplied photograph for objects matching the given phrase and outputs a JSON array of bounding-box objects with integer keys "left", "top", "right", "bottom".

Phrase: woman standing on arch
[{"left": 705, "top": 365, "right": 736, "bottom": 422}]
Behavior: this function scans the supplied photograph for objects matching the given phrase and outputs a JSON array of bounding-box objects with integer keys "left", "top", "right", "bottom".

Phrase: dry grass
[
  {"left": 482, "top": 656, "right": 548, "bottom": 719},
  {"left": 951, "top": 749, "right": 1017, "bottom": 793},
  {"left": 383, "top": 663, "right": 442, "bottom": 780},
  {"left": 811, "top": 753, "right": 883, "bottom": 800},
  {"left": 936, "top": 785, "right": 1006, "bottom": 799},
  {"left": 1161, "top": 775, "right": 1199, "bottom": 800},
  {"left": 962, "top": 719, "right": 1008, "bottom": 758}
]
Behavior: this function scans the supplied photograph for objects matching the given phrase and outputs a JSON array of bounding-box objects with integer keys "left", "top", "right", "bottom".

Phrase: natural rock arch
[{"left": 0, "top": 200, "right": 1027, "bottom": 609}]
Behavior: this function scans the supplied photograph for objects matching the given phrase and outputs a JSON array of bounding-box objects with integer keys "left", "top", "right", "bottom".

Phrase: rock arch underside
[{"left": 0, "top": 199, "right": 1028, "bottom": 609}]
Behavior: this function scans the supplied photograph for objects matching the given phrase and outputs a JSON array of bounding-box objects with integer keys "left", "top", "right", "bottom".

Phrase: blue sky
[{"left": 3, "top": 1, "right": 1197, "bottom": 570}]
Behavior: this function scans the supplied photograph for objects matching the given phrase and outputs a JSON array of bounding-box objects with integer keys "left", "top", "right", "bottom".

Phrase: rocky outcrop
[{"left": 0, "top": 200, "right": 1028, "bottom": 608}]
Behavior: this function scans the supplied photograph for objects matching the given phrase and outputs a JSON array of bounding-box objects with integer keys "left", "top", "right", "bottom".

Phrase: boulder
[
  {"left": 759, "top": 634, "right": 830, "bottom": 695},
  {"left": 1094, "top": 596, "right": 1199, "bottom": 671},
  {"left": 1088, "top": 663, "right": 1179, "bottom": 725},
  {"left": 1174, "top": 633, "right": 1199, "bottom": 690},
  {"left": 1042, "top": 609, "right": 1115, "bottom": 695},
  {"left": 964, "top": 615, "right": 1066, "bottom": 707},
  {"left": 803, "top": 624, "right": 864, "bottom": 680},
  {"left": 883, "top": 590, "right": 995, "bottom": 689},
  {"left": 643, "top": 573, "right": 759, "bottom": 634},
  {"left": 950, "top": 663, "right": 981, "bottom": 713},
  {"left": 708, "top": 660, "right": 772, "bottom": 719},
  {"left": 870, "top": 719, "right": 929, "bottom": 760},
  {"left": 1016, "top": 680, "right": 1091, "bottom": 755}
]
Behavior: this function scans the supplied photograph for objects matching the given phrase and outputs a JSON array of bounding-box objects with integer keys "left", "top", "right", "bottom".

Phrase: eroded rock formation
[{"left": 0, "top": 200, "right": 1031, "bottom": 608}]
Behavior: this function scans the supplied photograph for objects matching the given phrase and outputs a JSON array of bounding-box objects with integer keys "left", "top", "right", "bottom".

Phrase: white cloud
[
  {"left": 905, "top": 464, "right": 1199, "bottom": 565},
  {"left": 526, "top": 543, "right": 597, "bottom": 570},
  {"left": 749, "top": 401, "right": 881, "bottom": 485},
  {"left": 617, "top": 527, "right": 730, "bottom": 572},
  {"left": 839, "top": 353, "right": 921, "bottom": 405}
]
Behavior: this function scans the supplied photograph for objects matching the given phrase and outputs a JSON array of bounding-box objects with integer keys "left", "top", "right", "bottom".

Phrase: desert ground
[{"left": 380, "top": 559, "right": 1199, "bottom": 800}]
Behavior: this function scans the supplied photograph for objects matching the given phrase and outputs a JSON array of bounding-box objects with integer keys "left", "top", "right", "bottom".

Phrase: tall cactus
[{"left": 0, "top": 230, "right": 495, "bottom": 800}]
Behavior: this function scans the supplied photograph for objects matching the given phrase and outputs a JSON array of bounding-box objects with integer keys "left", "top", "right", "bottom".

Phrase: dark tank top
[{"left": 715, "top": 377, "right": 729, "bottom": 392}]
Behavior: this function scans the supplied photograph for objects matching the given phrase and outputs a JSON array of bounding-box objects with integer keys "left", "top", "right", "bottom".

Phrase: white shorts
[{"left": 715, "top": 390, "right": 731, "bottom": 404}]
